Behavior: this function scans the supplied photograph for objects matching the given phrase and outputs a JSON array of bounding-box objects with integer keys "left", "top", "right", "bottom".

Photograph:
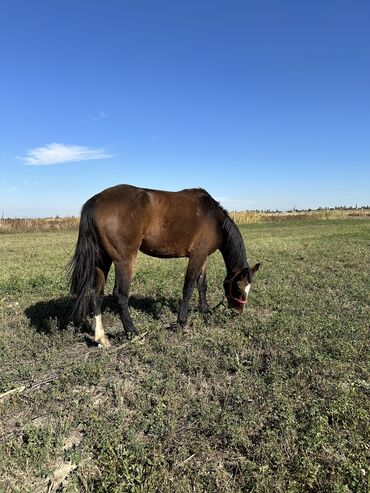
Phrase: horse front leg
[
  {"left": 197, "top": 261, "right": 209, "bottom": 314},
  {"left": 177, "top": 255, "right": 207, "bottom": 327}
]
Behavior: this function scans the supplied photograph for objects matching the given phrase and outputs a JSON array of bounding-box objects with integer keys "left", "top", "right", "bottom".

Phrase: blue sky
[{"left": 0, "top": 0, "right": 369, "bottom": 217}]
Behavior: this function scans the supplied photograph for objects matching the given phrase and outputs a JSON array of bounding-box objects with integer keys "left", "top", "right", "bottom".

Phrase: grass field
[{"left": 0, "top": 219, "right": 369, "bottom": 492}]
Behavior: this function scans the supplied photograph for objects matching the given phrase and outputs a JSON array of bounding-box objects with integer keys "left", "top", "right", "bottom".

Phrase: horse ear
[{"left": 251, "top": 262, "right": 261, "bottom": 274}]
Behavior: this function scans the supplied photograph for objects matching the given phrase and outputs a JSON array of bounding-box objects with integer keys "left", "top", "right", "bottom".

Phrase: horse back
[{"left": 92, "top": 185, "right": 223, "bottom": 259}]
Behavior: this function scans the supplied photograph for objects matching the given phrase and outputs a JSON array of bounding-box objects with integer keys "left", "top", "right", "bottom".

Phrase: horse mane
[
  {"left": 221, "top": 214, "right": 248, "bottom": 273},
  {"left": 198, "top": 189, "right": 248, "bottom": 272},
  {"left": 196, "top": 188, "right": 229, "bottom": 216}
]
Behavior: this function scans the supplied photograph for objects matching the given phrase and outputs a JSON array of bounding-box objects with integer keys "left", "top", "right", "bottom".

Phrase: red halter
[{"left": 224, "top": 270, "right": 248, "bottom": 306}]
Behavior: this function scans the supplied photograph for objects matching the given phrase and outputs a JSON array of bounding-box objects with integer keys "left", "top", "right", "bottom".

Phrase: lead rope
[{"left": 210, "top": 297, "right": 227, "bottom": 312}]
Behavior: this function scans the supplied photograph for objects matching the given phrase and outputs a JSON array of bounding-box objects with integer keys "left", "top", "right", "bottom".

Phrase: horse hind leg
[
  {"left": 94, "top": 258, "right": 111, "bottom": 348},
  {"left": 114, "top": 252, "right": 139, "bottom": 337}
]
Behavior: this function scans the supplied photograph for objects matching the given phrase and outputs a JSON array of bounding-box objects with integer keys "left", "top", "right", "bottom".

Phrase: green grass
[{"left": 0, "top": 219, "right": 369, "bottom": 492}]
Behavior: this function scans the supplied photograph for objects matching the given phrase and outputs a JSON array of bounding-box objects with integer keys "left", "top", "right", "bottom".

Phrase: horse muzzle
[{"left": 226, "top": 296, "right": 247, "bottom": 314}]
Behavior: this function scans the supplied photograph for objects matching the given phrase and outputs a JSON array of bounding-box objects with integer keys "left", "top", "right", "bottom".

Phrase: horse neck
[{"left": 219, "top": 216, "right": 248, "bottom": 277}]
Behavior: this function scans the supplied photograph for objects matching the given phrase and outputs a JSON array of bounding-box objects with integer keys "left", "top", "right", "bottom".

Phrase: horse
[{"left": 69, "top": 184, "right": 260, "bottom": 347}]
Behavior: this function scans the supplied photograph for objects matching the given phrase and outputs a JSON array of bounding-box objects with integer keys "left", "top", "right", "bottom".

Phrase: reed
[
  {"left": 228, "top": 208, "right": 369, "bottom": 224},
  {"left": 0, "top": 216, "right": 79, "bottom": 233},
  {"left": 0, "top": 208, "right": 368, "bottom": 233}
]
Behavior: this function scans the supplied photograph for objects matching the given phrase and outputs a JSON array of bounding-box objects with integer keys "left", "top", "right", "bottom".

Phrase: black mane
[
  {"left": 197, "top": 187, "right": 230, "bottom": 219},
  {"left": 199, "top": 189, "right": 248, "bottom": 274},
  {"left": 221, "top": 215, "right": 248, "bottom": 274}
]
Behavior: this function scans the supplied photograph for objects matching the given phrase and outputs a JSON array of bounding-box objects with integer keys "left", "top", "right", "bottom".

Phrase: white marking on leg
[
  {"left": 95, "top": 314, "right": 104, "bottom": 340},
  {"left": 245, "top": 284, "right": 251, "bottom": 297},
  {"left": 95, "top": 313, "right": 110, "bottom": 348}
]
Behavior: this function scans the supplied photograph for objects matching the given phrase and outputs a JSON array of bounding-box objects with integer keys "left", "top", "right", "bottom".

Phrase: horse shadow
[{"left": 24, "top": 294, "right": 180, "bottom": 335}]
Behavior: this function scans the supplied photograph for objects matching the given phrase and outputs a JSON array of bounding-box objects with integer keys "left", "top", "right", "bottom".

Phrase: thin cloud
[
  {"left": 20, "top": 143, "right": 112, "bottom": 166},
  {"left": 2, "top": 186, "right": 19, "bottom": 193},
  {"left": 93, "top": 111, "right": 107, "bottom": 120}
]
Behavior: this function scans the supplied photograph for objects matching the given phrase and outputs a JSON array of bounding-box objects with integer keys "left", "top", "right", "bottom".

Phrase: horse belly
[
  {"left": 139, "top": 237, "right": 189, "bottom": 258},
  {"left": 140, "top": 223, "right": 191, "bottom": 258}
]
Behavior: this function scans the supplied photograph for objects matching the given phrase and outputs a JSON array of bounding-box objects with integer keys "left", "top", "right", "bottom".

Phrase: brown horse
[{"left": 69, "top": 184, "right": 260, "bottom": 347}]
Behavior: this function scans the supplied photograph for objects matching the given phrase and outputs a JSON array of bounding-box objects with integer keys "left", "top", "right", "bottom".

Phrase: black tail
[{"left": 69, "top": 197, "right": 102, "bottom": 320}]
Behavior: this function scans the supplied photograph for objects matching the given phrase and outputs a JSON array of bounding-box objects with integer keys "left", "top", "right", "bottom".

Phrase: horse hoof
[
  {"left": 127, "top": 330, "right": 139, "bottom": 340},
  {"left": 199, "top": 305, "right": 210, "bottom": 315},
  {"left": 96, "top": 336, "right": 111, "bottom": 348},
  {"left": 201, "top": 309, "right": 211, "bottom": 316},
  {"left": 166, "top": 322, "right": 189, "bottom": 331},
  {"left": 166, "top": 322, "right": 181, "bottom": 331}
]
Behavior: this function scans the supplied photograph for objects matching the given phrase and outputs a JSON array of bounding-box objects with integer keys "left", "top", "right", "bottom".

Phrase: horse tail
[{"left": 69, "top": 197, "right": 102, "bottom": 320}]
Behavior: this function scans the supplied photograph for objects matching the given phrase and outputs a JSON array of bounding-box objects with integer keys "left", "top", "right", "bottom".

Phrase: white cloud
[{"left": 21, "top": 143, "right": 112, "bottom": 166}]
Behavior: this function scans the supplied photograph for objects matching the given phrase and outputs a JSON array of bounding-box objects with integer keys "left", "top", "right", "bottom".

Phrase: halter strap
[
  {"left": 224, "top": 270, "right": 248, "bottom": 306},
  {"left": 226, "top": 294, "right": 248, "bottom": 305}
]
